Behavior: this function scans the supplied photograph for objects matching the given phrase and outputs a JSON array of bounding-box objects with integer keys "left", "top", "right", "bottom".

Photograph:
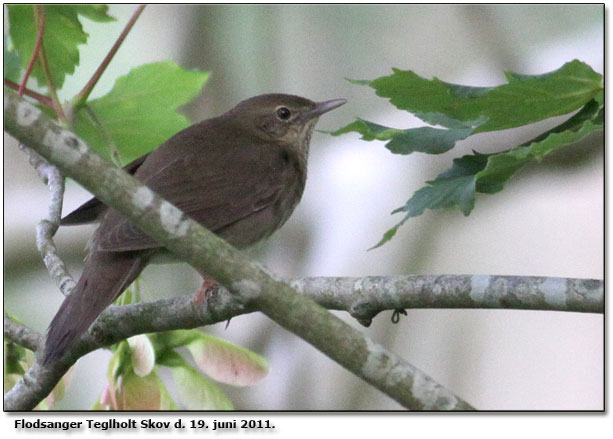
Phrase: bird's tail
[{"left": 43, "top": 250, "right": 148, "bottom": 364}]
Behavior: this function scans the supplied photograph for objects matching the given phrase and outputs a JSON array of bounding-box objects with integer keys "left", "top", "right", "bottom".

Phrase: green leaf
[
  {"left": 372, "top": 153, "right": 488, "bottom": 248},
  {"left": 476, "top": 98, "right": 603, "bottom": 193},
  {"left": 363, "top": 60, "right": 602, "bottom": 133},
  {"left": 72, "top": 5, "right": 115, "bottom": 22},
  {"left": 331, "top": 119, "right": 403, "bottom": 141},
  {"left": 73, "top": 61, "right": 209, "bottom": 164},
  {"left": 166, "top": 352, "right": 233, "bottom": 410},
  {"left": 3, "top": 36, "right": 22, "bottom": 83},
  {"left": 7, "top": 5, "right": 114, "bottom": 89},
  {"left": 331, "top": 117, "right": 486, "bottom": 155},
  {"left": 186, "top": 333, "right": 270, "bottom": 387},
  {"left": 374, "top": 97, "right": 602, "bottom": 247}
]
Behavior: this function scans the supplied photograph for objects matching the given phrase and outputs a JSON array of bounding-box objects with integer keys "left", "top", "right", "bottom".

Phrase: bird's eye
[{"left": 276, "top": 107, "right": 291, "bottom": 120}]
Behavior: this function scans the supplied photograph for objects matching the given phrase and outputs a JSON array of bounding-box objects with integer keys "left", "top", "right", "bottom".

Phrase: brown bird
[{"left": 43, "top": 94, "right": 346, "bottom": 364}]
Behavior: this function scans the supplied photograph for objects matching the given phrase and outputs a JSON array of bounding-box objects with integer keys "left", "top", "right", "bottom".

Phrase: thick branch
[
  {"left": 291, "top": 275, "right": 604, "bottom": 325},
  {"left": 4, "top": 88, "right": 473, "bottom": 411},
  {"left": 3, "top": 271, "right": 602, "bottom": 410}
]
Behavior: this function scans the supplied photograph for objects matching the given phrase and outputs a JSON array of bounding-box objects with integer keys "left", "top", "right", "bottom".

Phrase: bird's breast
[{"left": 218, "top": 147, "right": 307, "bottom": 249}]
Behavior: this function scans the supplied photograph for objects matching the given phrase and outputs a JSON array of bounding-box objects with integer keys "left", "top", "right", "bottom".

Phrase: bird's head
[{"left": 229, "top": 94, "right": 346, "bottom": 148}]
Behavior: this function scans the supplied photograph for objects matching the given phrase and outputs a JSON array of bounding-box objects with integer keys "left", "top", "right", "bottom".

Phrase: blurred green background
[{"left": 4, "top": 4, "right": 603, "bottom": 409}]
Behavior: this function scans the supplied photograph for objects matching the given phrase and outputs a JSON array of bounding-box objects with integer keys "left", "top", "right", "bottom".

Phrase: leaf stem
[
  {"left": 74, "top": 4, "right": 146, "bottom": 107},
  {"left": 4, "top": 78, "right": 53, "bottom": 108},
  {"left": 19, "top": 4, "right": 46, "bottom": 97},
  {"left": 33, "top": 5, "right": 67, "bottom": 124}
]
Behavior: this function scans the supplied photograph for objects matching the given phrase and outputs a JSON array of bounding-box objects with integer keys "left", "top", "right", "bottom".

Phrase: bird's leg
[{"left": 193, "top": 273, "right": 233, "bottom": 328}]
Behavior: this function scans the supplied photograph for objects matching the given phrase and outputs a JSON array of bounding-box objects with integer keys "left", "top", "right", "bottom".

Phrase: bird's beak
[{"left": 301, "top": 99, "right": 347, "bottom": 121}]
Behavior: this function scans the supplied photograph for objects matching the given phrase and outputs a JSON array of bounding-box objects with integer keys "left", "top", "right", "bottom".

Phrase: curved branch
[
  {"left": 19, "top": 144, "right": 76, "bottom": 295},
  {"left": 4, "top": 88, "right": 474, "bottom": 411}
]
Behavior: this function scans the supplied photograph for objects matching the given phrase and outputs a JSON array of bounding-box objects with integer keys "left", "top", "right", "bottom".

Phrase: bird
[{"left": 43, "top": 93, "right": 346, "bottom": 364}]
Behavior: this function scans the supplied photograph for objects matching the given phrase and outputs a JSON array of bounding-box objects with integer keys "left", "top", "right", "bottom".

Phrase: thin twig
[
  {"left": 4, "top": 79, "right": 53, "bottom": 107},
  {"left": 19, "top": 145, "right": 76, "bottom": 296},
  {"left": 18, "top": 4, "right": 46, "bottom": 96},
  {"left": 74, "top": 4, "right": 146, "bottom": 106},
  {"left": 4, "top": 318, "right": 44, "bottom": 353},
  {"left": 33, "top": 5, "right": 66, "bottom": 124}
]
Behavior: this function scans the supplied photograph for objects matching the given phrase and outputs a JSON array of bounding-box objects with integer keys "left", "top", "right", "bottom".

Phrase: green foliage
[
  {"left": 365, "top": 61, "right": 602, "bottom": 132},
  {"left": 73, "top": 61, "right": 208, "bottom": 164},
  {"left": 7, "top": 5, "right": 115, "bottom": 89},
  {"left": 334, "top": 60, "right": 603, "bottom": 247},
  {"left": 3, "top": 37, "right": 22, "bottom": 83},
  {"left": 331, "top": 117, "right": 484, "bottom": 155}
]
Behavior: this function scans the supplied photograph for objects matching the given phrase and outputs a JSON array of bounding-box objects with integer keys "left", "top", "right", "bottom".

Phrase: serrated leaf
[
  {"left": 373, "top": 155, "right": 487, "bottom": 248},
  {"left": 374, "top": 98, "right": 602, "bottom": 247},
  {"left": 127, "top": 335, "right": 155, "bottom": 377},
  {"left": 186, "top": 333, "right": 269, "bottom": 387},
  {"left": 7, "top": 5, "right": 107, "bottom": 89},
  {"left": 364, "top": 60, "right": 602, "bottom": 133},
  {"left": 72, "top": 5, "right": 115, "bottom": 22},
  {"left": 167, "top": 353, "right": 233, "bottom": 410},
  {"left": 331, "top": 119, "right": 403, "bottom": 141},
  {"left": 331, "top": 117, "right": 485, "bottom": 155},
  {"left": 73, "top": 61, "right": 208, "bottom": 164},
  {"left": 476, "top": 100, "right": 603, "bottom": 193}
]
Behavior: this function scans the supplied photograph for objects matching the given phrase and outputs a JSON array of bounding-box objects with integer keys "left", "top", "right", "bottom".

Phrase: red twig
[
  {"left": 33, "top": 6, "right": 66, "bottom": 123},
  {"left": 4, "top": 78, "right": 53, "bottom": 108},
  {"left": 18, "top": 5, "right": 46, "bottom": 96},
  {"left": 75, "top": 4, "right": 146, "bottom": 105}
]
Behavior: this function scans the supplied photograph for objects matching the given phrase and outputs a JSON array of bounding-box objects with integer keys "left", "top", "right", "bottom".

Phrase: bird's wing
[
  {"left": 93, "top": 142, "right": 293, "bottom": 252},
  {"left": 61, "top": 153, "right": 150, "bottom": 225}
]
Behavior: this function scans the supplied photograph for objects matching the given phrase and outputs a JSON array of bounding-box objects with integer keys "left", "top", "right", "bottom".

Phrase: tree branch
[
  {"left": 4, "top": 78, "right": 53, "bottom": 108},
  {"left": 19, "top": 144, "right": 76, "bottom": 295},
  {"left": 4, "top": 319, "right": 44, "bottom": 353},
  {"left": 291, "top": 274, "right": 604, "bottom": 325},
  {"left": 4, "top": 87, "right": 474, "bottom": 411},
  {"left": 3, "top": 271, "right": 603, "bottom": 410}
]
